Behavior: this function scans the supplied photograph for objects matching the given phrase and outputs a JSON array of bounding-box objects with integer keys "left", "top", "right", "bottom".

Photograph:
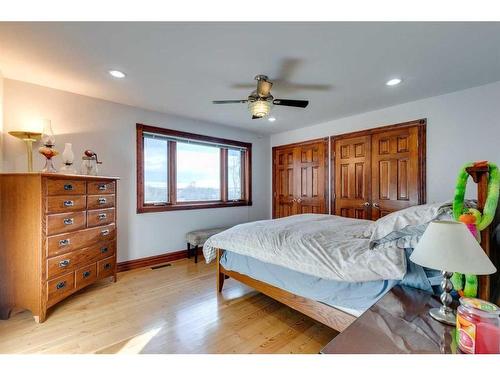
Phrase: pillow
[{"left": 365, "top": 202, "right": 450, "bottom": 248}]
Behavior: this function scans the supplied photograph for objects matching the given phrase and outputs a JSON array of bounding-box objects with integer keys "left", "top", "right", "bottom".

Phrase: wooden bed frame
[
  {"left": 215, "top": 249, "right": 356, "bottom": 332},
  {"left": 215, "top": 164, "right": 500, "bottom": 333}
]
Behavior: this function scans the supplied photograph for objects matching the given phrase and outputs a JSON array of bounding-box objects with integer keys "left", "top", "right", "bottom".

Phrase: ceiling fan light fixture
[{"left": 248, "top": 99, "right": 272, "bottom": 118}]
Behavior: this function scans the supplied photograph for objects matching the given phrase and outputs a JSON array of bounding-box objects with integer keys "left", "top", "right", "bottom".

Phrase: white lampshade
[{"left": 410, "top": 221, "right": 497, "bottom": 274}]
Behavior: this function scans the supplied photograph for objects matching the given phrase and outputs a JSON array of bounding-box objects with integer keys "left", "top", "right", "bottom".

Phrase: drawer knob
[
  {"left": 98, "top": 184, "right": 107, "bottom": 191},
  {"left": 98, "top": 197, "right": 107, "bottom": 205},
  {"left": 59, "top": 259, "right": 71, "bottom": 268},
  {"left": 98, "top": 213, "right": 107, "bottom": 220},
  {"left": 63, "top": 218, "right": 74, "bottom": 225},
  {"left": 64, "top": 184, "right": 74, "bottom": 191},
  {"left": 56, "top": 281, "right": 67, "bottom": 290},
  {"left": 59, "top": 239, "right": 70, "bottom": 246},
  {"left": 101, "top": 229, "right": 110, "bottom": 236},
  {"left": 100, "top": 247, "right": 109, "bottom": 254},
  {"left": 63, "top": 200, "right": 74, "bottom": 207},
  {"left": 83, "top": 271, "right": 91, "bottom": 278},
  {"left": 104, "top": 263, "right": 112, "bottom": 270}
]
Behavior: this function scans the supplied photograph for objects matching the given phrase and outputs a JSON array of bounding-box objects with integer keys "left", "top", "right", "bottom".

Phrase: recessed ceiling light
[
  {"left": 386, "top": 78, "right": 402, "bottom": 86},
  {"left": 268, "top": 117, "right": 276, "bottom": 122},
  {"left": 108, "top": 70, "right": 126, "bottom": 78}
]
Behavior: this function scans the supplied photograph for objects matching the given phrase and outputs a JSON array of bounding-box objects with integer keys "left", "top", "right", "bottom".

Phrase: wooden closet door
[
  {"left": 333, "top": 136, "right": 371, "bottom": 219},
  {"left": 273, "top": 147, "right": 296, "bottom": 218},
  {"left": 295, "top": 140, "right": 328, "bottom": 214},
  {"left": 371, "top": 126, "right": 421, "bottom": 220}
]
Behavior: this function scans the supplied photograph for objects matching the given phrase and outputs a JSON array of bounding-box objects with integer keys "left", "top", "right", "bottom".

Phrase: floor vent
[{"left": 151, "top": 263, "right": 172, "bottom": 270}]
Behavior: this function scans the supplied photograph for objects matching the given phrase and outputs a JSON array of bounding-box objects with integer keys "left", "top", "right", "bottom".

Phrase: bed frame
[
  {"left": 215, "top": 164, "right": 500, "bottom": 332},
  {"left": 215, "top": 249, "right": 356, "bottom": 332}
]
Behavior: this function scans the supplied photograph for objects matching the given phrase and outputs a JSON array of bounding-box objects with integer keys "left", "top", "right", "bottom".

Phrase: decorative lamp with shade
[{"left": 410, "top": 221, "right": 497, "bottom": 325}]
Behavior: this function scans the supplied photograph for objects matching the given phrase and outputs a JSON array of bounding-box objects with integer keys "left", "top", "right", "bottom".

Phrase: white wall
[
  {"left": 2, "top": 79, "right": 271, "bottom": 262},
  {"left": 271, "top": 81, "right": 500, "bottom": 205}
]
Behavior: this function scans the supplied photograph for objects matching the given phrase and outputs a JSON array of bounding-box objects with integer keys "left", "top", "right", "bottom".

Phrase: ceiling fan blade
[
  {"left": 212, "top": 100, "right": 248, "bottom": 104},
  {"left": 257, "top": 80, "right": 273, "bottom": 97},
  {"left": 273, "top": 99, "right": 309, "bottom": 108}
]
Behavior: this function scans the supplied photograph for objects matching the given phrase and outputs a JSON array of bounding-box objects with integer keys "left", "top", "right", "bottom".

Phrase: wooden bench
[{"left": 186, "top": 226, "right": 230, "bottom": 263}]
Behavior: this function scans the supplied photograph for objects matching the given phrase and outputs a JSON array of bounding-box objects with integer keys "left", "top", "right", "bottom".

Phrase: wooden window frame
[{"left": 137, "top": 123, "right": 252, "bottom": 213}]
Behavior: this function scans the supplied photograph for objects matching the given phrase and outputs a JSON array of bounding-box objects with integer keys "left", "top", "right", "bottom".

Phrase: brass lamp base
[
  {"left": 8, "top": 131, "right": 42, "bottom": 172},
  {"left": 429, "top": 306, "right": 456, "bottom": 326}
]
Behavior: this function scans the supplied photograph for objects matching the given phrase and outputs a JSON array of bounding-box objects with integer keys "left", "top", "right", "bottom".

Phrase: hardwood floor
[{"left": 0, "top": 258, "right": 337, "bottom": 354}]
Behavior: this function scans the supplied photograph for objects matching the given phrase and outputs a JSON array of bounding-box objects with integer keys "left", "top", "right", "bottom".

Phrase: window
[{"left": 137, "top": 124, "right": 252, "bottom": 213}]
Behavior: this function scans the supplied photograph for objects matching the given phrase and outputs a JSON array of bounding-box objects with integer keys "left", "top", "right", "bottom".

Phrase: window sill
[{"left": 137, "top": 200, "right": 252, "bottom": 213}]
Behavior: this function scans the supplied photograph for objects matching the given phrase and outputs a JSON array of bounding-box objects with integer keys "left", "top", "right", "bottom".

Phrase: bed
[
  {"left": 203, "top": 167, "right": 499, "bottom": 333},
  {"left": 204, "top": 208, "right": 447, "bottom": 332}
]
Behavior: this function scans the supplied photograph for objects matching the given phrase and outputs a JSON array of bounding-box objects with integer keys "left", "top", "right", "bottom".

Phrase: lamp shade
[{"left": 410, "top": 221, "right": 497, "bottom": 275}]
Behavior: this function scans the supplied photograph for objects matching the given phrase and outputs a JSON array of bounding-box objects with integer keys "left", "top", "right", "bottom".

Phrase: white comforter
[{"left": 203, "top": 214, "right": 406, "bottom": 282}]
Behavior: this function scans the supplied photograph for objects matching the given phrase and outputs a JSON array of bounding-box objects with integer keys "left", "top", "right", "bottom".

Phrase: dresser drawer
[
  {"left": 46, "top": 211, "right": 86, "bottom": 236},
  {"left": 87, "top": 181, "right": 116, "bottom": 195},
  {"left": 97, "top": 256, "right": 116, "bottom": 279},
  {"left": 47, "top": 224, "right": 116, "bottom": 257},
  {"left": 87, "top": 208, "right": 115, "bottom": 228},
  {"left": 87, "top": 194, "right": 115, "bottom": 210},
  {"left": 95, "top": 241, "right": 116, "bottom": 261},
  {"left": 46, "top": 195, "right": 87, "bottom": 214},
  {"left": 75, "top": 263, "right": 97, "bottom": 290},
  {"left": 47, "top": 243, "right": 102, "bottom": 279},
  {"left": 46, "top": 179, "right": 86, "bottom": 196},
  {"left": 47, "top": 272, "right": 75, "bottom": 307}
]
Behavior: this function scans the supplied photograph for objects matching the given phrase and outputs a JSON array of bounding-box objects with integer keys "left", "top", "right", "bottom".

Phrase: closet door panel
[
  {"left": 274, "top": 148, "right": 296, "bottom": 218},
  {"left": 371, "top": 127, "right": 420, "bottom": 220},
  {"left": 333, "top": 136, "right": 371, "bottom": 219},
  {"left": 295, "top": 141, "right": 327, "bottom": 215}
]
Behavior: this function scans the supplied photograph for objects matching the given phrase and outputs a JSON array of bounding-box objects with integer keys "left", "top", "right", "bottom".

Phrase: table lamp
[
  {"left": 8, "top": 131, "right": 42, "bottom": 172},
  {"left": 410, "top": 221, "right": 497, "bottom": 325}
]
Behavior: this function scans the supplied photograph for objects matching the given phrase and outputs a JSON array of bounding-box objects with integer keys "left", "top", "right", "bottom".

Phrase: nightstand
[{"left": 321, "top": 285, "right": 458, "bottom": 354}]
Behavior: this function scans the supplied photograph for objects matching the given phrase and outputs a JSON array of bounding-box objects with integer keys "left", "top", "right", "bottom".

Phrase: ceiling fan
[{"left": 212, "top": 75, "right": 309, "bottom": 119}]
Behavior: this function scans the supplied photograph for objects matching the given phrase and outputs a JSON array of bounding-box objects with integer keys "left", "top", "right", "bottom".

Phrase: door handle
[
  {"left": 296, "top": 198, "right": 302, "bottom": 203},
  {"left": 372, "top": 203, "right": 380, "bottom": 209},
  {"left": 363, "top": 202, "right": 370, "bottom": 207}
]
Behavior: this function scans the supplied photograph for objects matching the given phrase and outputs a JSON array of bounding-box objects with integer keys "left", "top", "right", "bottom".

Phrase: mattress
[{"left": 220, "top": 249, "right": 439, "bottom": 317}]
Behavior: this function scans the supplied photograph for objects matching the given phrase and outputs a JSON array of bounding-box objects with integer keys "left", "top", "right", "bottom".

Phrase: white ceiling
[{"left": 1, "top": 22, "right": 500, "bottom": 134}]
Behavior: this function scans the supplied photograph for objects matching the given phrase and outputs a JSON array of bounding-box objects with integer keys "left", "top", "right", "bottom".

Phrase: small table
[{"left": 321, "top": 285, "right": 458, "bottom": 354}]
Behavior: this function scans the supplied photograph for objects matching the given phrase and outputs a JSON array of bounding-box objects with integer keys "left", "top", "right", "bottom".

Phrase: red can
[{"left": 456, "top": 297, "right": 500, "bottom": 354}]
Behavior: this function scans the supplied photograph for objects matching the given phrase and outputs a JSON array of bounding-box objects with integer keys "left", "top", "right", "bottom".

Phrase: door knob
[
  {"left": 372, "top": 203, "right": 380, "bottom": 209},
  {"left": 296, "top": 198, "right": 302, "bottom": 203},
  {"left": 363, "top": 202, "right": 370, "bottom": 207}
]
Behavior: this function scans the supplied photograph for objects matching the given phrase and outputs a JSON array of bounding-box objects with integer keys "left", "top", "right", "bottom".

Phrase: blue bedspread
[{"left": 220, "top": 249, "right": 441, "bottom": 316}]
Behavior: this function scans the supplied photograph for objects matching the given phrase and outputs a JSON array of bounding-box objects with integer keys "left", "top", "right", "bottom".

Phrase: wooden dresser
[{"left": 0, "top": 173, "right": 119, "bottom": 323}]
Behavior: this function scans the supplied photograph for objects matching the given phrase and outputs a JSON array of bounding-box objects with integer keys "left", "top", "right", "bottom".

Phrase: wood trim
[
  {"left": 221, "top": 148, "right": 228, "bottom": 202},
  {"left": 330, "top": 119, "right": 427, "bottom": 214},
  {"left": 137, "top": 123, "right": 252, "bottom": 149},
  {"left": 215, "top": 249, "right": 356, "bottom": 332},
  {"left": 272, "top": 137, "right": 330, "bottom": 151},
  {"left": 136, "top": 123, "right": 252, "bottom": 213},
  {"left": 168, "top": 140, "right": 177, "bottom": 204},
  {"left": 330, "top": 118, "right": 427, "bottom": 140},
  {"left": 116, "top": 248, "right": 203, "bottom": 272}
]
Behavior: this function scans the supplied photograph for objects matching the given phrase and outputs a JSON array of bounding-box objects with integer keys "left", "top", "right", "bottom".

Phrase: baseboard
[{"left": 117, "top": 248, "right": 203, "bottom": 272}]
